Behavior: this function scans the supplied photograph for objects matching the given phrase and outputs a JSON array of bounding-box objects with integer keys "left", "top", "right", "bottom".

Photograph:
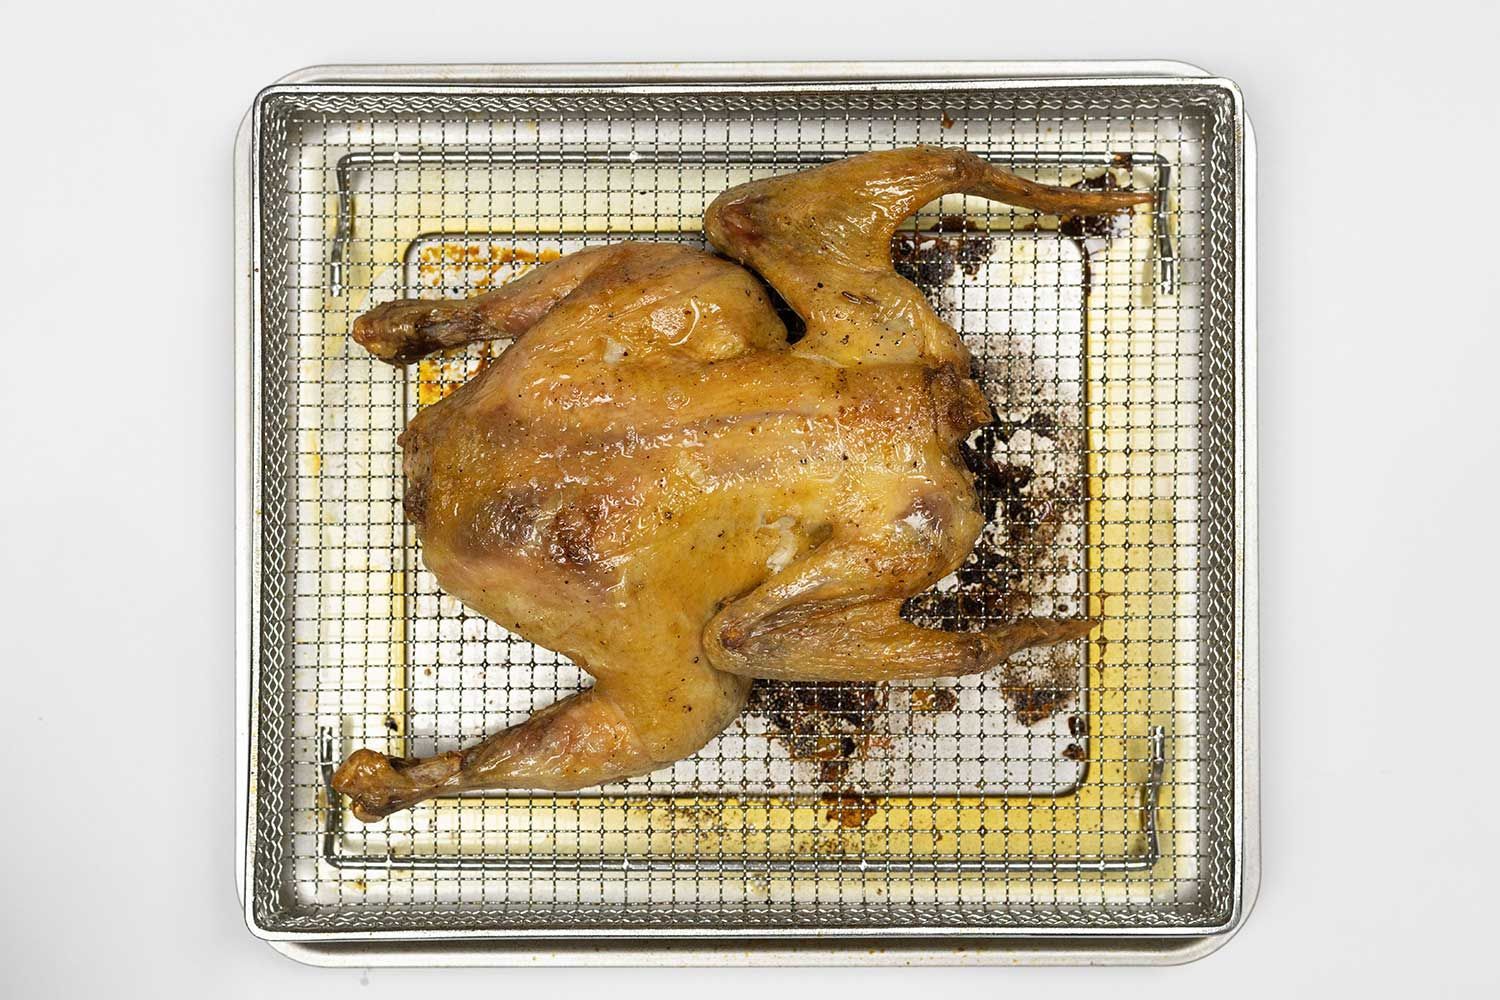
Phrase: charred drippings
[
  {"left": 1000, "top": 680, "right": 1078, "bottom": 727},
  {"left": 891, "top": 198, "right": 1101, "bottom": 726},
  {"left": 820, "top": 791, "right": 881, "bottom": 828},
  {"left": 746, "top": 680, "right": 887, "bottom": 788},
  {"left": 1059, "top": 172, "right": 1135, "bottom": 241},
  {"left": 1059, "top": 171, "right": 1136, "bottom": 292},
  {"left": 909, "top": 686, "right": 960, "bottom": 714},
  {"left": 901, "top": 408, "right": 1085, "bottom": 724},
  {"left": 747, "top": 680, "right": 964, "bottom": 828},
  {"left": 890, "top": 215, "right": 994, "bottom": 291}
]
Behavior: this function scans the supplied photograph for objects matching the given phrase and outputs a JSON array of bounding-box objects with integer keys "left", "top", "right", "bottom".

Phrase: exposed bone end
[{"left": 331, "top": 747, "right": 464, "bottom": 823}]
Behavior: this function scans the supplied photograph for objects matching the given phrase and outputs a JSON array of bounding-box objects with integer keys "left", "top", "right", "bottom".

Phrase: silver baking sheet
[{"left": 236, "top": 61, "right": 1257, "bottom": 965}]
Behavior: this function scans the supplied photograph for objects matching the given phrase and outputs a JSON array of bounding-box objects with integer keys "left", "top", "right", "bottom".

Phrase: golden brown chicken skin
[{"left": 332, "top": 147, "right": 1151, "bottom": 821}]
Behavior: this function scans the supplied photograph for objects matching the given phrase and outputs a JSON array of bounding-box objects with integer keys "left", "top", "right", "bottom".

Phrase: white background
[{"left": 3, "top": 0, "right": 1497, "bottom": 995}]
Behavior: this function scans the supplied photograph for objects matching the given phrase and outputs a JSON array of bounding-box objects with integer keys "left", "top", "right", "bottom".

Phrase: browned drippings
[
  {"left": 999, "top": 679, "right": 1077, "bottom": 726},
  {"left": 1059, "top": 171, "right": 1137, "bottom": 292},
  {"left": 746, "top": 680, "right": 887, "bottom": 789},
  {"left": 820, "top": 790, "right": 881, "bottom": 828},
  {"left": 909, "top": 686, "right": 960, "bottom": 714},
  {"left": 416, "top": 345, "right": 500, "bottom": 407},
  {"left": 1058, "top": 172, "right": 1135, "bottom": 242},
  {"left": 891, "top": 215, "right": 994, "bottom": 290},
  {"left": 996, "top": 643, "right": 1085, "bottom": 725},
  {"left": 415, "top": 243, "right": 562, "bottom": 292},
  {"left": 904, "top": 428, "right": 1071, "bottom": 630}
]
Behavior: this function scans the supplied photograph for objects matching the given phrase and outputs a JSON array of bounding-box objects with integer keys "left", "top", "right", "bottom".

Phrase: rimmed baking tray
[{"left": 236, "top": 60, "right": 1256, "bottom": 965}]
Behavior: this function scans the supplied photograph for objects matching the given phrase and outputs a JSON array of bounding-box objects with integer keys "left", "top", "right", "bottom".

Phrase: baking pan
[{"left": 236, "top": 60, "right": 1256, "bottom": 965}]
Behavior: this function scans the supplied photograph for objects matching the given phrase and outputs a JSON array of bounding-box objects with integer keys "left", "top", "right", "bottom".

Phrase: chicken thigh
[{"left": 332, "top": 147, "right": 1150, "bottom": 820}]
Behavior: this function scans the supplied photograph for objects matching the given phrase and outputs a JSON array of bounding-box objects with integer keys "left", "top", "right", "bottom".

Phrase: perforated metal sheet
[{"left": 243, "top": 74, "right": 1249, "bottom": 940}]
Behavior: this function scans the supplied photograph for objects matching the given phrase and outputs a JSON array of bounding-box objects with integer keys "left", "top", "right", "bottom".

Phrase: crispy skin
[{"left": 332, "top": 147, "right": 1148, "bottom": 820}]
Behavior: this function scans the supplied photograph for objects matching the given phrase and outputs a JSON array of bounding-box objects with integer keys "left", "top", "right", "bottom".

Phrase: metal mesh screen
[{"left": 247, "top": 80, "right": 1244, "bottom": 937}]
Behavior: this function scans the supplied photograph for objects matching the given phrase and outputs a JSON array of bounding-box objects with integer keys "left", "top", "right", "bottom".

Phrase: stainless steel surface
[{"left": 236, "top": 61, "right": 1256, "bottom": 965}]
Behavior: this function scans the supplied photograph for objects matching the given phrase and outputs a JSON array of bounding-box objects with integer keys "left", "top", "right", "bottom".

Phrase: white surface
[{"left": 2, "top": 0, "right": 1497, "bottom": 995}]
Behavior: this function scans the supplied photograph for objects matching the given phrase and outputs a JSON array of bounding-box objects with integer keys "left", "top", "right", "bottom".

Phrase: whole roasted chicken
[{"left": 333, "top": 147, "right": 1150, "bottom": 820}]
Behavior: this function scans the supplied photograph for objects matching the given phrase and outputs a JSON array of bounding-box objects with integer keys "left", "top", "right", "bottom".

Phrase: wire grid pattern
[{"left": 249, "top": 82, "right": 1242, "bottom": 936}]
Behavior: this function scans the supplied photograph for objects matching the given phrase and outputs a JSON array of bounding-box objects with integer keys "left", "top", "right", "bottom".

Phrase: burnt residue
[
  {"left": 820, "top": 791, "right": 881, "bottom": 828},
  {"left": 1059, "top": 171, "right": 1135, "bottom": 291},
  {"left": 746, "top": 680, "right": 887, "bottom": 788},
  {"left": 1001, "top": 681, "right": 1078, "bottom": 726},
  {"left": 1061, "top": 743, "right": 1086, "bottom": 762},
  {"left": 891, "top": 177, "right": 1127, "bottom": 303},
  {"left": 1059, "top": 172, "right": 1135, "bottom": 242},
  {"left": 909, "top": 686, "right": 960, "bottom": 714},
  {"left": 997, "top": 644, "right": 1087, "bottom": 725},
  {"left": 891, "top": 215, "right": 994, "bottom": 291}
]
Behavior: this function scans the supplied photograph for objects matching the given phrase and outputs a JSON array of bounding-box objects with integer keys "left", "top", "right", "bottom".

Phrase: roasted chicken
[{"left": 333, "top": 147, "right": 1150, "bottom": 820}]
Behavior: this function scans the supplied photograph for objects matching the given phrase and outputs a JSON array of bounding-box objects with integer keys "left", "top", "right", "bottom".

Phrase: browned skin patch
[
  {"left": 401, "top": 478, "right": 429, "bottom": 525},
  {"left": 546, "top": 497, "right": 608, "bottom": 568},
  {"left": 465, "top": 487, "right": 544, "bottom": 549}
]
